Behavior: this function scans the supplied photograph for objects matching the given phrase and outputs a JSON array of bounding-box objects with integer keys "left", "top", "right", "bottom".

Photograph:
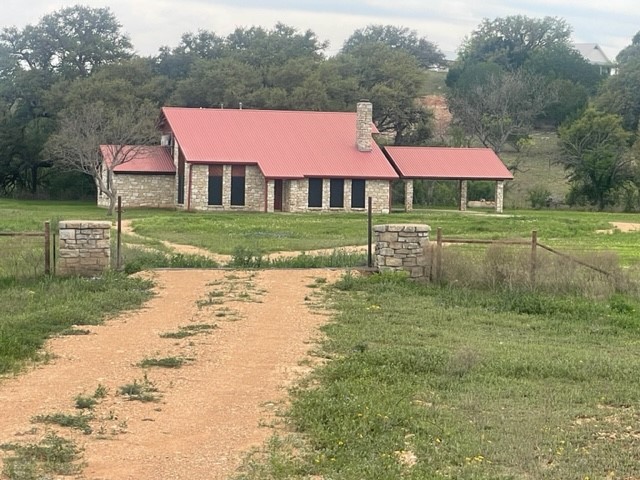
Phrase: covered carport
[{"left": 384, "top": 146, "right": 514, "bottom": 213}]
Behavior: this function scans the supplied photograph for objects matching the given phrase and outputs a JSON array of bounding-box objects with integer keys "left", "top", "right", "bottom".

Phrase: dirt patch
[
  {"left": 0, "top": 268, "right": 344, "bottom": 479},
  {"left": 596, "top": 222, "right": 640, "bottom": 234}
]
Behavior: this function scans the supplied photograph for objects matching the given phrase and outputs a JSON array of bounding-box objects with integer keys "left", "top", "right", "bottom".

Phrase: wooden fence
[
  {"left": 432, "top": 228, "right": 611, "bottom": 283},
  {"left": 0, "top": 221, "right": 52, "bottom": 276}
]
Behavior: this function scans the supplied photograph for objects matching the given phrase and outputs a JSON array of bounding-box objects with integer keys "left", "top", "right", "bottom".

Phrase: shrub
[{"left": 527, "top": 185, "right": 552, "bottom": 209}]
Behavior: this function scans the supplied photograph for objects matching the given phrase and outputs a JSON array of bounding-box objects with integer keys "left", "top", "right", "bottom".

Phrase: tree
[
  {"left": 335, "top": 43, "right": 433, "bottom": 144},
  {"left": 596, "top": 59, "right": 640, "bottom": 132},
  {"left": 342, "top": 24, "right": 445, "bottom": 68},
  {"left": 447, "top": 69, "right": 555, "bottom": 153},
  {"left": 457, "top": 15, "right": 572, "bottom": 70},
  {"left": 46, "top": 102, "right": 159, "bottom": 214},
  {"left": 616, "top": 31, "right": 640, "bottom": 65},
  {"left": 558, "top": 108, "right": 633, "bottom": 209},
  {"left": 1, "top": 5, "right": 132, "bottom": 78}
]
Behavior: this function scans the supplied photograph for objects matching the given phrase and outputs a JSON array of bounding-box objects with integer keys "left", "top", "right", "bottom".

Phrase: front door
[{"left": 274, "top": 180, "right": 283, "bottom": 211}]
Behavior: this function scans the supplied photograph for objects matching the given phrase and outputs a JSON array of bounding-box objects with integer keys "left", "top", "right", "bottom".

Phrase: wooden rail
[
  {"left": 432, "top": 228, "right": 611, "bottom": 282},
  {"left": 0, "top": 221, "right": 52, "bottom": 275}
]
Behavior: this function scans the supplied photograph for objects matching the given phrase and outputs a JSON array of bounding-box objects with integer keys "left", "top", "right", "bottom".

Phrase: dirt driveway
[{"left": 0, "top": 268, "right": 344, "bottom": 479}]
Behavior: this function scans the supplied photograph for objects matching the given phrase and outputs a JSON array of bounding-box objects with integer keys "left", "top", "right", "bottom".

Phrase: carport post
[{"left": 459, "top": 180, "right": 467, "bottom": 211}]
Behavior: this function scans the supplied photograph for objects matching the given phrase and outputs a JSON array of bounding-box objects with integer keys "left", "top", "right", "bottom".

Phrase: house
[
  {"left": 574, "top": 43, "right": 616, "bottom": 75},
  {"left": 99, "top": 102, "right": 513, "bottom": 213}
]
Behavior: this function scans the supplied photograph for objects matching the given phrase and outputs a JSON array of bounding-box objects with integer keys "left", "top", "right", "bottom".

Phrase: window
[
  {"left": 177, "top": 154, "right": 185, "bottom": 204},
  {"left": 208, "top": 165, "right": 223, "bottom": 205},
  {"left": 351, "top": 179, "right": 366, "bottom": 208},
  {"left": 308, "top": 178, "right": 323, "bottom": 207},
  {"left": 330, "top": 179, "right": 344, "bottom": 208},
  {"left": 230, "top": 165, "right": 245, "bottom": 206}
]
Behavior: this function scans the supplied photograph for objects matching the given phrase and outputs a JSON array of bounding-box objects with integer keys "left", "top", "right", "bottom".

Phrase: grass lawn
[
  {"left": 238, "top": 273, "right": 640, "bottom": 479},
  {"left": 0, "top": 273, "right": 153, "bottom": 375}
]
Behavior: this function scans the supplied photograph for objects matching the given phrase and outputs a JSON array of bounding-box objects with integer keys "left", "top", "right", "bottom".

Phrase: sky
[{"left": 3, "top": 0, "right": 639, "bottom": 61}]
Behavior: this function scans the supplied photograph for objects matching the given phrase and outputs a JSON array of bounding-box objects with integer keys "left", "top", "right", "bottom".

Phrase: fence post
[
  {"left": 436, "top": 227, "right": 443, "bottom": 282},
  {"left": 530, "top": 230, "right": 537, "bottom": 285},
  {"left": 367, "top": 197, "right": 373, "bottom": 268},
  {"left": 116, "top": 196, "right": 122, "bottom": 270},
  {"left": 44, "top": 221, "right": 51, "bottom": 275}
]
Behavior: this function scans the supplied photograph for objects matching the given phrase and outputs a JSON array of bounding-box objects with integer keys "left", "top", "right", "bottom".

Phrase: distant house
[
  {"left": 574, "top": 43, "right": 616, "bottom": 75},
  {"left": 99, "top": 103, "right": 513, "bottom": 213}
]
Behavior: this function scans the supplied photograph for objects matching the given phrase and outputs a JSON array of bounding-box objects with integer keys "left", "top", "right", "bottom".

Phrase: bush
[{"left": 527, "top": 185, "right": 552, "bottom": 209}]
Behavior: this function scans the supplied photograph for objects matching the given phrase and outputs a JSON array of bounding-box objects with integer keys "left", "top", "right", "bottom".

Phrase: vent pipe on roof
[
  {"left": 356, "top": 100, "right": 373, "bottom": 152},
  {"left": 220, "top": 103, "right": 224, "bottom": 109},
  {"left": 239, "top": 102, "right": 243, "bottom": 110}
]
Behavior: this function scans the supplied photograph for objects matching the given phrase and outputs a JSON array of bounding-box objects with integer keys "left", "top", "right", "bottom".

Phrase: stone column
[
  {"left": 496, "top": 181, "right": 504, "bottom": 213},
  {"left": 322, "top": 178, "right": 330, "bottom": 210},
  {"left": 266, "top": 180, "right": 275, "bottom": 213},
  {"left": 222, "top": 165, "right": 232, "bottom": 209},
  {"left": 459, "top": 180, "right": 468, "bottom": 211},
  {"left": 374, "top": 224, "right": 431, "bottom": 278},
  {"left": 404, "top": 180, "right": 414, "bottom": 212},
  {"left": 58, "top": 221, "right": 111, "bottom": 277}
]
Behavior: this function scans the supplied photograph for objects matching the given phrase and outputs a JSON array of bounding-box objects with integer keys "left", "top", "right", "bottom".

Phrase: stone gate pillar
[
  {"left": 374, "top": 224, "right": 430, "bottom": 278},
  {"left": 58, "top": 221, "right": 111, "bottom": 276}
]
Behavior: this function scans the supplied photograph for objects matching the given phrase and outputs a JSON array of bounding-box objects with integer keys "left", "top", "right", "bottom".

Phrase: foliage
[
  {"left": 596, "top": 58, "right": 640, "bottom": 132},
  {"left": 32, "top": 412, "right": 94, "bottom": 434},
  {"left": 122, "top": 247, "right": 218, "bottom": 274},
  {"left": 342, "top": 24, "right": 445, "bottom": 68},
  {"left": 448, "top": 69, "right": 555, "bottom": 153},
  {"left": 45, "top": 101, "right": 159, "bottom": 214},
  {"left": 457, "top": 15, "right": 572, "bottom": 70},
  {"left": 527, "top": 185, "right": 552, "bottom": 209},
  {"left": 558, "top": 108, "right": 633, "bottom": 209},
  {"left": 1, "top": 432, "right": 83, "bottom": 479}
]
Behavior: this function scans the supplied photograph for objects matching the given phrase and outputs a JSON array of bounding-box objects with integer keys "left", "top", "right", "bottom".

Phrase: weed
[
  {"left": 1, "top": 432, "right": 83, "bottom": 479},
  {"left": 93, "top": 384, "right": 108, "bottom": 399},
  {"left": 118, "top": 375, "right": 160, "bottom": 402},
  {"left": 160, "top": 324, "right": 217, "bottom": 339},
  {"left": 32, "top": 412, "right": 93, "bottom": 434},
  {"left": 74, "top": 395, "right": 97, "bottom": 410},
  {"left": 138, "top": 357, "right": 185, "bottom": 369},
  {"left": 122, "top": 248, "right": 217, "bottom": 274},
  {"left": 58, "top": 328, "right": 91, "bottom": 336}
]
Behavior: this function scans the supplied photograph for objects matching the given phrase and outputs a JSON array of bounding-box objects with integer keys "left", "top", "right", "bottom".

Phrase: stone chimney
[{"left": 356, "top": 100, "right": 373, "bottom": 152}]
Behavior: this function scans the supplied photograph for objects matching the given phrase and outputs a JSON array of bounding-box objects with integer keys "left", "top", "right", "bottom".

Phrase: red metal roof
[
  {"left": 100, "top": 145, "right": 175, "bottom": 174},
  {"left": 385, "top": 147, "right": 513, "bottom": 180},
  {"left": 161, "top": 107, "right": 397, "bottom": 180}
]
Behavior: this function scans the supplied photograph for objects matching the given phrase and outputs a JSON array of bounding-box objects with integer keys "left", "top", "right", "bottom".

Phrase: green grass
[
  {"left": 0, "top": 273, "right": 153, "bottom": 374},
  {"left": 118, "top": 376, "right": 160, "bottom": 402},
  {"left": 138, "top": 356, "right": 186, "bottom": 369},
  {"left": 159, "top": 324, "right": 218, "bottom": 339},
  {"left": 32, "top": 412, "right": 94, "bottom": 434},
  {"left": 1, "top": 432, "right": 83, "bottom": 479},
  {"left": 237, "top": 272, "right": 640, "bottom": 480},
  {"left": 420, "top": 70, "right": 448, "bottom": 96}
]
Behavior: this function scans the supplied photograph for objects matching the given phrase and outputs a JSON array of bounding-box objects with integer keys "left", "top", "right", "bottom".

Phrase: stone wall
[
  {"left": 374, "top": 224, "right": 430, "bottom": 278},
  {"left": 58, "top": 221, "right": 111, "bottom": 277},
  {"left": 98, "top": 174, "right": 175, "bottom": 209},
  {"left": 189, "top": 164, "right": 265, "bottom": 211}
]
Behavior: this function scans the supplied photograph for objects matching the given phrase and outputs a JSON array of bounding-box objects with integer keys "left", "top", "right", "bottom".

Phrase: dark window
[
  {"left": 351, "top": 179, "right": 366, "bottom": 208},
  {"left": 177, "top": 153, "right": 185, "bottom": 204},
  {"left": 330, "top": 179, "right": 344, "bottom": 208},
  {"left": 231, "top": 165, "right": 245, "bottom": 206},
  {"left": 208, "top": 165, "right": 223, "bottom": 205},
  {"left": 308, "top": 178, "right": 323, "bottom": 207}
]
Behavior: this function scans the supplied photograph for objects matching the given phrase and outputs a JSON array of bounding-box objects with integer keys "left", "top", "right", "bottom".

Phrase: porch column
[
  {"left": 266, "top": 180, "right": 275, "bottom": 213},
  {"left": 404, "top": 179, "right": 414, "bottom": 212},
  {"left": 459, "top": 180, "right": 468, "bottom": 211},
  {"left": 496, "top": 180, "right": 504, "bottom": 213}
]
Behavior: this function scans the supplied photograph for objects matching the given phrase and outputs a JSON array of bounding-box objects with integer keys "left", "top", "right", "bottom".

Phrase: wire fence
[{"left": 0, "top": 223, "right": 52, "bottom": 279}]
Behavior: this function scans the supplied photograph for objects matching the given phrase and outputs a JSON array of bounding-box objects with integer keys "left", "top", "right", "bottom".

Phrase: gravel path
[{"left": 0, "top": 268, "right": 344, "bottom": 479}]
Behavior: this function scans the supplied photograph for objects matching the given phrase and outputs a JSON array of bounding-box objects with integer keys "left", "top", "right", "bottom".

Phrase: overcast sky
[{"left": 3, "top": 0, "right": 638, "bottom": 61}]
